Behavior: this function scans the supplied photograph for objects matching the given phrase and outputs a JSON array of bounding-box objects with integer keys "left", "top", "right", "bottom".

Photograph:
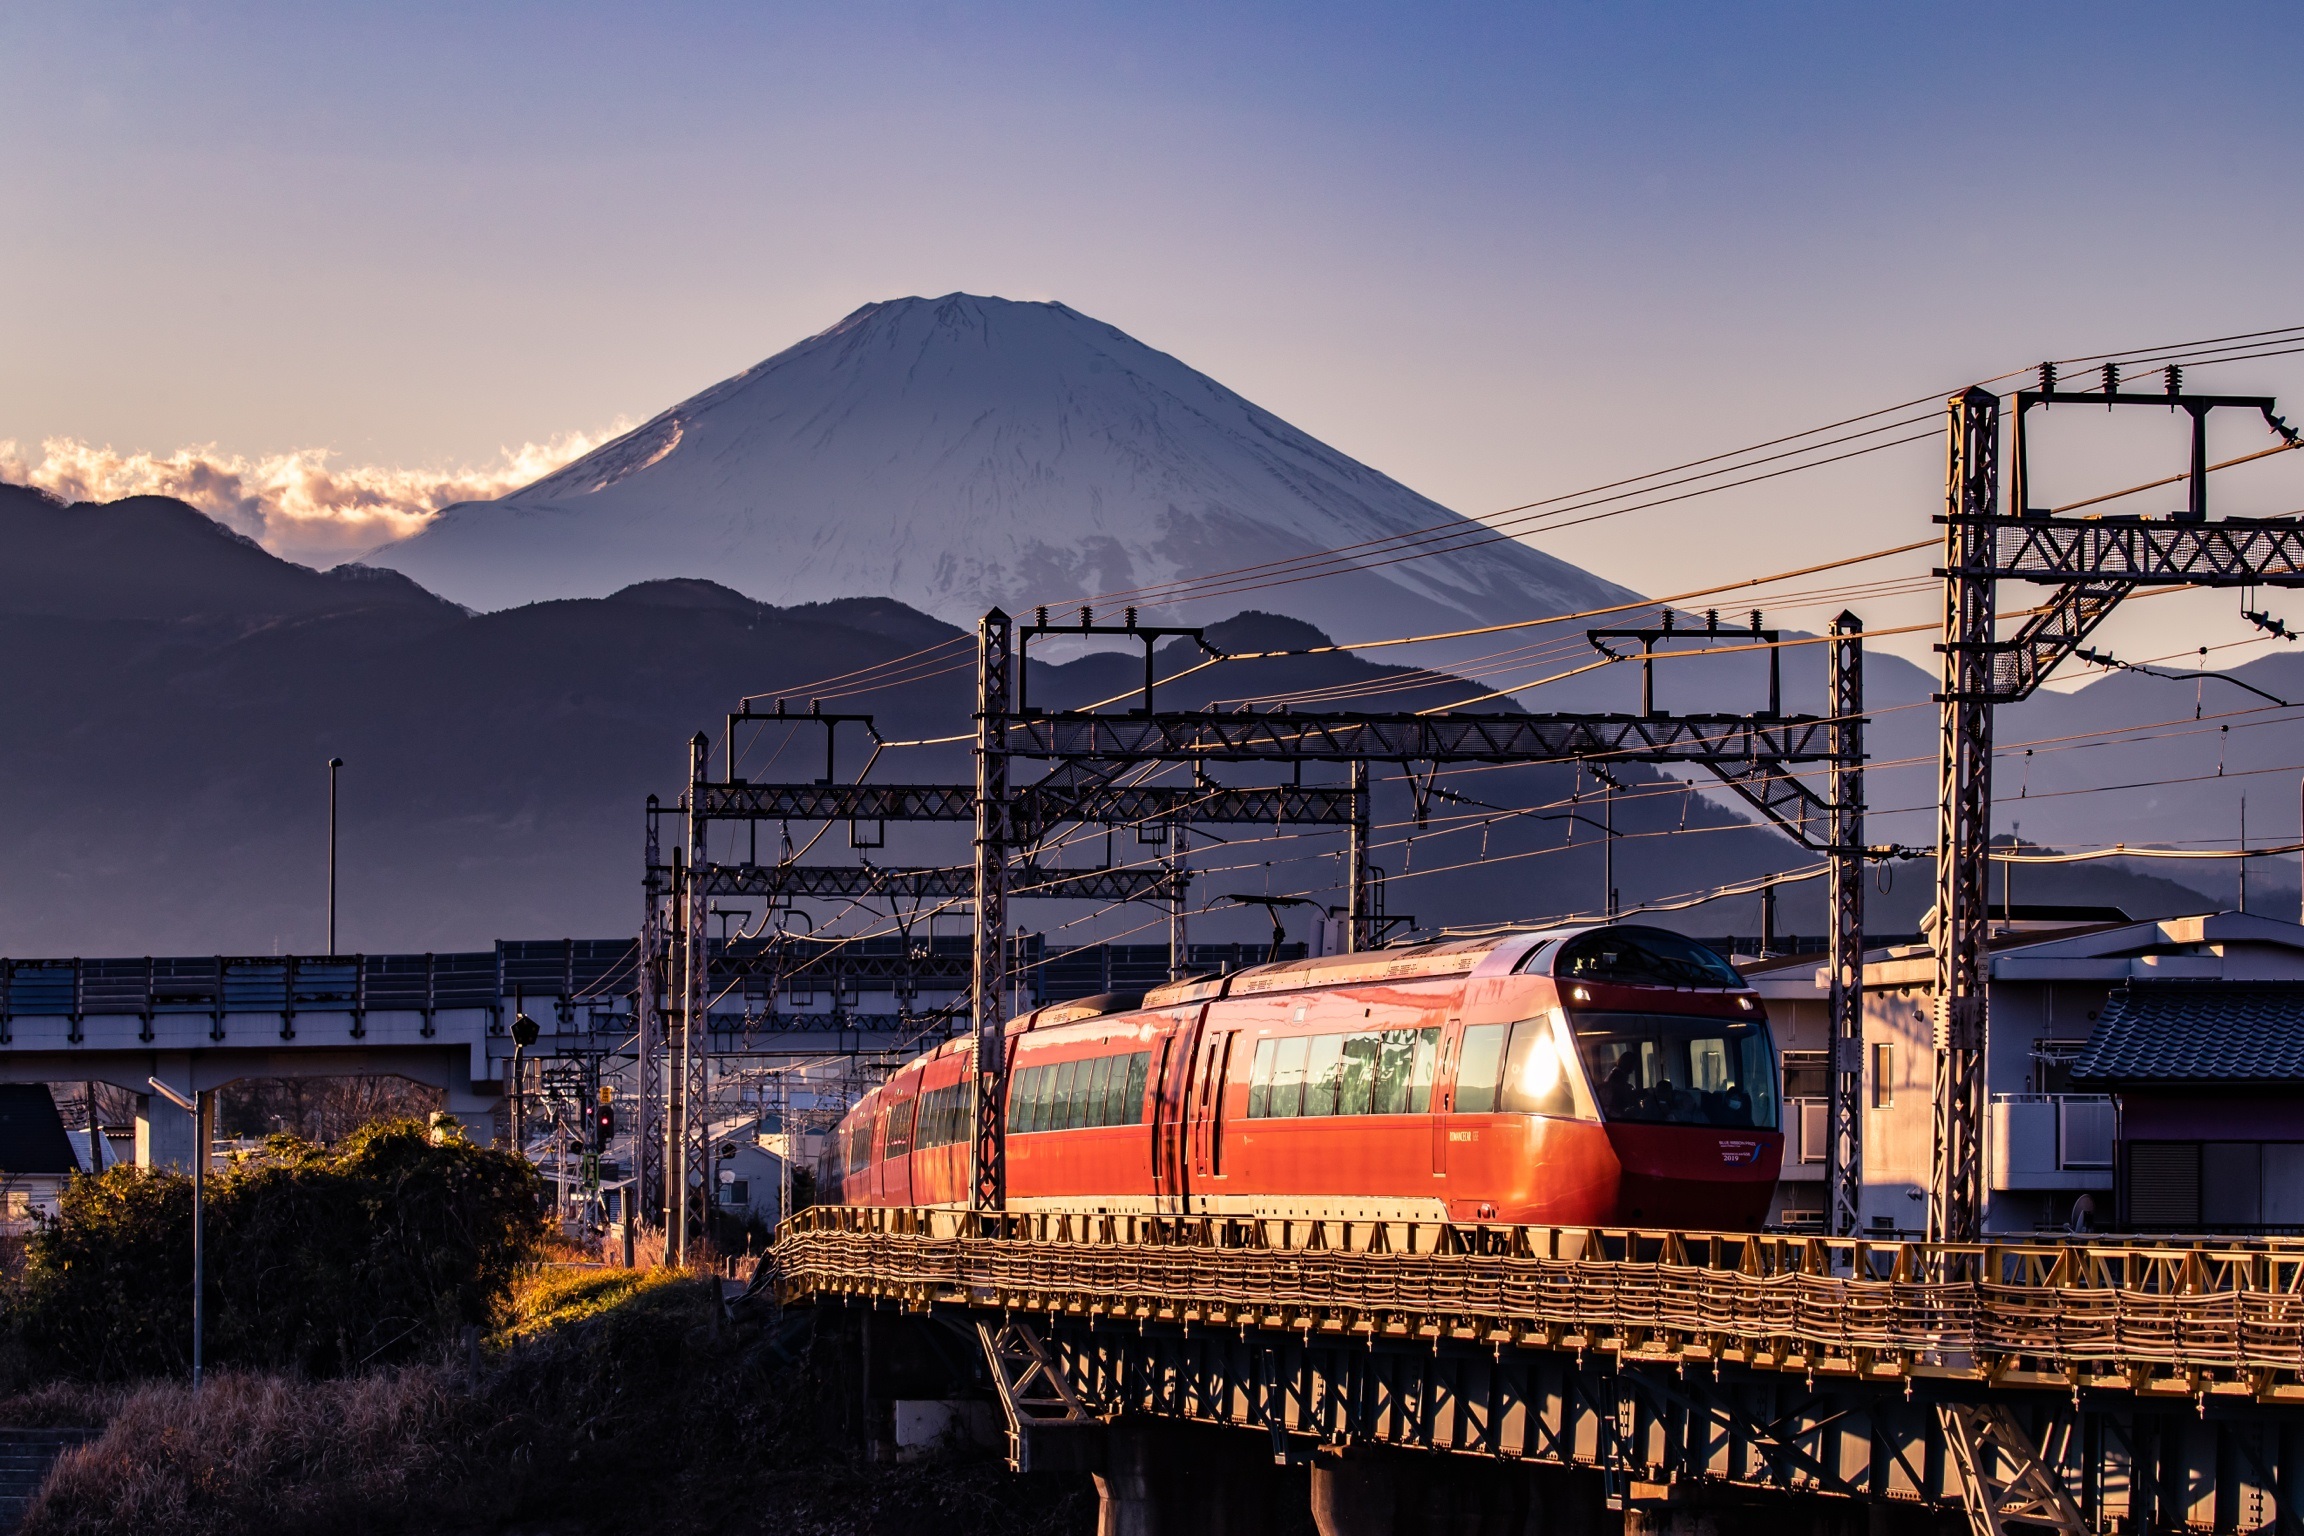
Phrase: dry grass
[
  {"left": 16, "top": 1262, "right": 1094, "bottom": 1536},
  {"left": 24, "top": 1368, "right": 463, "bottom": 1536},
  {"left": 0, "top": 1381, "right": 125, "bottom": 1430}
]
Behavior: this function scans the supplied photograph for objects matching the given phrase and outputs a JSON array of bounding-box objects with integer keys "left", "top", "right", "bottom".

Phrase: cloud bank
[{"left": 0, "top": 425, "right": 630, "bottom": 568}]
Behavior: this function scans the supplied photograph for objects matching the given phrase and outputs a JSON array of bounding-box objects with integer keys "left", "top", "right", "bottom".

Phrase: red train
[{"left": 817, "top": 923, "right": 1783, "bottom": 1229}]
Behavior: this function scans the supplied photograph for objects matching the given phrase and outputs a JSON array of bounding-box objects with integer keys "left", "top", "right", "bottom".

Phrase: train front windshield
[{"left": 1573, "top": 1014, "right": 1777, "bottom": 1129}]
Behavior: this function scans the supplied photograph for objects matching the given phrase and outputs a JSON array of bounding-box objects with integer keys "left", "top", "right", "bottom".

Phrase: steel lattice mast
[{"left": 1927, "top": 371, "right": 2303, "bottom": 1241}]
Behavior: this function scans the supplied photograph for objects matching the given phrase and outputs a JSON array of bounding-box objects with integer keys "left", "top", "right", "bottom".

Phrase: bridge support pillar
[
  {"left": 1311, "top": 1447, "right": 1397, "bottom": 1536},
  {"left": 1093, "top": 1421, "right": 1161, "bottom": 1536},
  {"left": 134, "top": 1055, "right": 202, "bottom": 1172}
]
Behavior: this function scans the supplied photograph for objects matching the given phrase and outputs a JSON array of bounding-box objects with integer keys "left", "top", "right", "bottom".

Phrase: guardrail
[{"left": 773, "top": 1204, "right": 2304, "bottom": 1400}]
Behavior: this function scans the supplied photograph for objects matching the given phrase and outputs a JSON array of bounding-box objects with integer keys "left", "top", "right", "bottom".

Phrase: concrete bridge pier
[
  {"left": 132, "top": 1052, "right": 204, "bottom": 1172},
  {"left": 1090, "top": 1422, "right": 1299, "bottom": 1536},
  {"left": 1310, "top": 1446, "right": 1603, "bottom": 1536}
]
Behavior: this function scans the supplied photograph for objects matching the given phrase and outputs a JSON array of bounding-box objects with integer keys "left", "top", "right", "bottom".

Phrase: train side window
[
  {"left": 1409, "top": 1027, "right": 1441, "bottom": 1112},
  {"left": 1094, "top": 1054, "right": 1123, "bottom": 1126},
  {"left": 886, "top": 1097, "right": 914, "bottom": 1159},
  {"left": 1104, "top": 1053, "right": 1130, "bottom": 1126},
  {"left": 1456, "top": 1024, "right": 1509, "bottom": 1113},
  {"left": 1033, "top": 1064, "right": 1058, "bottom": 1131},
  {"left": 1071, "top": 1058, "right": 1098, "bottom": 1129},
  {"left": 1080, "top": 1056, "right": 1108, "bottom": 1127},
  {"left": 1302, "top": 1035, "right": 1345, "bottom": 1116},
  {"left": 1070, "top": 1058, "right": 1097, "bottom": 1129},
  {"left": 1373, "top": 1031, "right": 1416, "bottom": 1114},
  {"left": 1268, "top": 1035, "right": 1310, "bottom": 1118},
  {"left": 1248, "top": 1038, "right": 1278, "bottom": 1117},
  {"left": 1500, "top": 1016, "right": 1578, "bottom": 1118},
  {"left": 1125, "top": 1051, "right": 1150, "bottom": 1125},
  {"left": 1337, "top": 1033, "right": 1379, "bottom": 1116},
  {"left": 1048, "top": 1060, "right": 1077, "bottom": 1130}
]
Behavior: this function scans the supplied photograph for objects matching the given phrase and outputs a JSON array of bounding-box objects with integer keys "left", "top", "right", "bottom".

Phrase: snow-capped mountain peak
[{"left": 365, "top": 293, "right": 1631, "bottom": 638}]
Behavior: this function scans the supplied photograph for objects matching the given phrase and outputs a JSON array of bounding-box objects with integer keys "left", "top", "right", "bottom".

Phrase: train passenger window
[
  {"left": 885, "top": 1097, "right": 914, "bottom": 1159},
  {"left": 1029, "top": 1064, "right": 1056, "bottom": 1131},
  {"left": 1499, "top": 1016, "right": 1579, "bottom": 1117},
  {"left": 1125, "top": 1051, "right": 1151, "bottom": 1124},
  {"left": 1409, "top": 1028, "right": 1440, "bottom": 1112},
  {"left": 1337, "top": 1035, "right": 1379, "bottom": 1116},
  {"left": 1302, "top": 1035, "right": 1345, "bottom": 1116},
  {"left": 1077, "top": 1058, "right": 1103, "bottom": 1127},
  {"left": 1248, "top": 1039, "right": 1277, "bottom": 1116},
  {"left": 1095, "top": 1054, "right": 1124, "bottom": 1125},
  {"left": 1268, "top": 1036, "right": 1310, "bottom": 1117},
  {"left": 1372, "top": 1032, "right": 1415, "bottom": 1113},
  {"left": 1057, "top": 1059, "right": 1085, "bottom": 1129},
  {"left": 1454, "top": 1025, "right": 1509, "bottom": 1113}
]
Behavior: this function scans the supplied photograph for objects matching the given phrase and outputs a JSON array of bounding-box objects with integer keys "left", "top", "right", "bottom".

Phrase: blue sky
[{"left": 4, "top": 2, "right": 2302, "bottom": 660}]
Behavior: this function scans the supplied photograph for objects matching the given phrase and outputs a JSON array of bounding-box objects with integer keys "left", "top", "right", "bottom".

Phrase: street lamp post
[{"left": 326, "top": 757, "right": 345, "bottom": 954}]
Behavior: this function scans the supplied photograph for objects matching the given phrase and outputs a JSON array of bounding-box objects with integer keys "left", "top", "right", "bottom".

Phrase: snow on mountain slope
[{"left": 366, "top": 294, "right": 1635, "bottom": 639}]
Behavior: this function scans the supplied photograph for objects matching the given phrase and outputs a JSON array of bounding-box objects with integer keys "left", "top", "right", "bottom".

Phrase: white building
[
  {"left": 1744, "top": 909, "right": 2304, "bottom": 1236},
  {"left": 710, "top": 1113, "right": 792, "bottom": 1230}
]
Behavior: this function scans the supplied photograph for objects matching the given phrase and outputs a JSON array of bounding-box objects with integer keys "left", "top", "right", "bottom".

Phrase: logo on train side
[{"left": 1717, "top": 1140, "right": 1760, "bottom": 1165}]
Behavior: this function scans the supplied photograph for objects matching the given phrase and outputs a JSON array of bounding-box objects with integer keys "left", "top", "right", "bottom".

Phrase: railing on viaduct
[{"left": 771, "top": 1206, "right": 2304, "bottom": 1535}]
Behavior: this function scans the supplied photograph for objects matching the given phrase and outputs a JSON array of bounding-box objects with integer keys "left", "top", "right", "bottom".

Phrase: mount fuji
[{"left": 366, "top": 294, "right": 1634, "bottom": 640}]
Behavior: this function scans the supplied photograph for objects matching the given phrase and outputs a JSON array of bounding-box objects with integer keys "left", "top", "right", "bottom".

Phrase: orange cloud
[{"left": 0, "top": 425, "right": 628, "bottom": 567}]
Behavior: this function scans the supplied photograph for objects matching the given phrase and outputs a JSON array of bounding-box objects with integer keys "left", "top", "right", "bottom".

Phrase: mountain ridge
[{"left": 365, "top": 294, "right": 1637, "bottom": 642}]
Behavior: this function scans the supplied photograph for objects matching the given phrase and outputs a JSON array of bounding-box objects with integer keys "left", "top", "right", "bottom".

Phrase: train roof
[{"left": 1139, "top": 927, "right": 1585, "bottom": 1007}]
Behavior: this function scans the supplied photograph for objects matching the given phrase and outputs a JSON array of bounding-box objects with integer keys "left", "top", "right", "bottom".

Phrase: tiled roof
[
  {"left": 0, "top": 1085, "right": 81, "bottom": 1176},
  {"left": 2071, "top": 981, "right": 2304, "bottom": 1085}
]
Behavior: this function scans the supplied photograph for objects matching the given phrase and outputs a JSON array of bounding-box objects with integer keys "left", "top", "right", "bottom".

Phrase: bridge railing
[{"left": 772, "top": 1204, "right": 2304, "bottom": 1398}]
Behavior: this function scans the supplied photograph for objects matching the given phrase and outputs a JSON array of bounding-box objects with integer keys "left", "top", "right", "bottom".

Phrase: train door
[
  {"left": 882, "top": 1088, "right": 916, "bottom": 1207},
  {"left": 1187, "top": 1026, "right": 1240, "bottom": 1210},
  {"left": 1432, "top": 1015, "right": 1463, "bottom": 1178},
  {"left": 1152, "top": 1010, "right": 1199, "bottom": 1212}
]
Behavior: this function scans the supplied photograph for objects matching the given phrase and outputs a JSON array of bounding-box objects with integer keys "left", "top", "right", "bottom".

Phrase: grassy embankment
[
  {"left": 19, "top": 1264, "right": 1091, "bottom": 1536},
  {"left": 0, "top": 1118, "right": 1088, "bottom": 1536}
]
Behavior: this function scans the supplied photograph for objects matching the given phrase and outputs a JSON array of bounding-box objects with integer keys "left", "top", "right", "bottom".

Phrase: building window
[
  {"left": 1870, "top": 1043, "right": 1895, "bottom": 1109},
  {"left": 1781, "top": 1051, "right": 1829, "bottom": 1100},
  {"left": 727, "top": 1180, "right": 750, "bottom": 1204}
]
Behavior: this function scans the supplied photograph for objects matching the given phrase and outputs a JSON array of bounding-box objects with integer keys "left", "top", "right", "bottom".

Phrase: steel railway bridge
[
  {"left": 747, "top": 376, "right": 2304, "bottom": 1536},
  {"left": 771, "top": 1206, "right": 2304, "bottom": 1536}
]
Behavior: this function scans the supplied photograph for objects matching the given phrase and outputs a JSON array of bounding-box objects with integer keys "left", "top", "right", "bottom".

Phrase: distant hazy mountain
[
  {"left": 0, "top": 484, "right": 2278, "bottom": 954},
  {"left": 366, "top": 294, "right": 1635, "bottom": 642},
  {"left": 0, "top": 485, "right": 1801, "bottom": 953}
]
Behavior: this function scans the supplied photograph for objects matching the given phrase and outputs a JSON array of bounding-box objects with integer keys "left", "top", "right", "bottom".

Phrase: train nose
[{"left": 1607, "top": 1128, "right": 1782, "bottom": 1230}]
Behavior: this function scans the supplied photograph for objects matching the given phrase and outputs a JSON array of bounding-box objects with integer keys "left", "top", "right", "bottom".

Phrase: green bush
[{"left": 13, "top": 1118, "right": 545, "bottom": 1381}]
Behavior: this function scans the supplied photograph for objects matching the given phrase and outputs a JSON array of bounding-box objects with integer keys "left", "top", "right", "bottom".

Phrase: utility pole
[
  {"left": 1825, "top": 611, "right": 1866, "bottom": 1238},
  {"left": 678, "top": 732, "right": 711, "bottom": 1263},
  {"left": 326, "top": 757, "right": 344, "bottom": 954},
  {"left": 1604, "top": 778, "right": 1618, "bottom": 919},
  {"left": 971, "top": 610, "right": 1013, "bottom": 1213},
  {"left": 1927, "top": 366, "right": 2304, "bottom": 1241},
  {"left": 1930, "top": 387, "right": 1999, "bottom": 1245}
]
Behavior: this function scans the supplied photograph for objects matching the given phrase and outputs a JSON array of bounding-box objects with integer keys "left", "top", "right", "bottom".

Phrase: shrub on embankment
[
  {"left": 20, "top": 1266, "right": 1095, "bottom": 1536},
  {"left": 8, "top": 1117, "right": 545, "bottom": 1381}
]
